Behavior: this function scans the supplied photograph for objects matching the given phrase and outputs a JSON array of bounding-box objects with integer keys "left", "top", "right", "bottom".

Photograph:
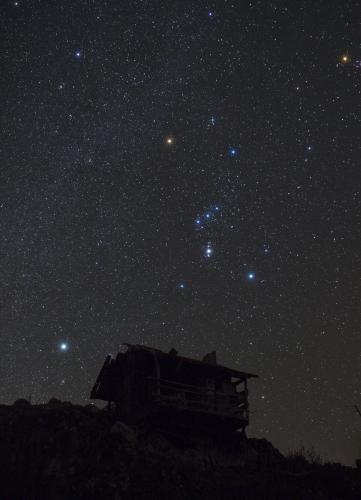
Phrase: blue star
[
  {"left": 75, "top": 50, "right": 81, "bottom": 58},
  {"left": 228, "top": 147, "right": 238, "bottom": 157},
  {"left": 195, "top": 218, "right": 202, "bottom": 227},
  {"left": 205, "top": 212, "right": 211, "bottom": 219},
  {"left": 247, "top": 273, "right": 255, "bottom": 280},
  {"left": 208, "top": 11, "right": 214, "bottom": 17},
  {"left": 60, "top": 342, "right": 68, "bottom": 351},
  {"left": 178, "top": 283, "right": 186, "bottom": 289}
]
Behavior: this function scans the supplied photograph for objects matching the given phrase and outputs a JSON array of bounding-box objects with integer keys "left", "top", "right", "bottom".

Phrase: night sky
[{"left": 1, "top": 0, "right": 360, "bottom": 465}]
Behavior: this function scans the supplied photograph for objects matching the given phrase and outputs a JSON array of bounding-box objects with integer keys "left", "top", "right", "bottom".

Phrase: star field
[{"left": 1, "top": 0, "right": 360, "bottom": 465}]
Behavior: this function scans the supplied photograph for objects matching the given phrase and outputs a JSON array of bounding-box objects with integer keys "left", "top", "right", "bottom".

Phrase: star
[
  {"left": 228, "top": 147, "right": 238, "bottom": 157},
  {"left": 59, "top": 342, "right": 69, "bottom": 351},
  {"left": 340, "top": 54, "right": 350, "bottom": 64},
  {"left": 209, "top": 115, "right": 216, "bottom": 126},
  {"left": 165, "top": 137, "right": 174, "bottom": 145},
  {"left": 247, "top": 273, "right": 255, "bottom": 280},
  {"left": 208, "top": 11, "right": 214, "bottom": 18},
  {"left": 178, "top": 283, "right": 186, "bottom": 289},
  {"left": 75, "top": 50, "right": 81, "bottom": 58},
  {"left": 205, "top": 243, "right": 213, "bottom": 258}
]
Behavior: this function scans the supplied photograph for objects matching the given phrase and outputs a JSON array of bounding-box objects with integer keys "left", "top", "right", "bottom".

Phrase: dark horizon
[{"left": 1, "top": 0, "right": 360, "bottom": 467}]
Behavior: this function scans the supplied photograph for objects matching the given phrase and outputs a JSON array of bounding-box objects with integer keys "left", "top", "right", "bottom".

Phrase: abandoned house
[{"left": 91, "top": 343, "right": 258, "bottom": 434}]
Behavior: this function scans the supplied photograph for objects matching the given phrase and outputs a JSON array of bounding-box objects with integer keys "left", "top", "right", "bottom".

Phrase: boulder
[
  {"left": 13, "top": 398, "right": 31, "bottom": 408},
  {"left": 110, "top": 420, "right": 136, "bottom": 443}
]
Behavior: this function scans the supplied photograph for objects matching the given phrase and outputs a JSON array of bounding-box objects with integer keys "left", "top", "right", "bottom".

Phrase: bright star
[
  {"left": 208, "top": 11, "right": 214, "bottom": 17},
  {"left": 165, "top": 137, "right": 174, "bottom": 145},
  {"left": 60, "top": 342, "right": 68, "bottom": 351},
  {"left": 228, "top": 147, "right": 238, "bottom": 157},
  {"left": 178, "top": 283, "right": 186, "bottom": 289},
  {"left": 195, "top": 218, "right": 202, "bottom": 226},
  {"left": 341, "top": 54, "right": 350, "bottom": 64},
  {"left": 75, "top": 51, "right": 81, "bottom": 58},
  {"left": 248, "top": 273, "right": 255, "bottom": 280}
]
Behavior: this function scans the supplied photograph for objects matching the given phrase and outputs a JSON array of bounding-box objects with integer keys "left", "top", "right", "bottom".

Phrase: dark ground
[{"left": 1, "top": 400, "right": 360, "bottom": 500}]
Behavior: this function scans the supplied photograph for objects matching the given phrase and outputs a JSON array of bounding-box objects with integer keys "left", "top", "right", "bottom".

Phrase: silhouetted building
[{"left": 91, "top": 343, "right": 258, "bottom": 435}]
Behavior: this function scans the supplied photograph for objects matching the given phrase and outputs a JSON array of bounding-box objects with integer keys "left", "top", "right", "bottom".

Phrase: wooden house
[{"left": 90, "top": 343, "right": 258, "bottom": 435}]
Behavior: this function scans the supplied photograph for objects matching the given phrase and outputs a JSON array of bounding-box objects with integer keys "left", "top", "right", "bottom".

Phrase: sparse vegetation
[{"left": 287, "top": 445, "right": 324, "bottom": 465}]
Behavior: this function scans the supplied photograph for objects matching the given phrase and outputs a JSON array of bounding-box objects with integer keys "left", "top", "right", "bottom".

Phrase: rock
[
  {"left": 13, "top": 398, "right": 31, "bottom": 408},
  {"left": 85, "top": 403, "right": 100, "bottom": 413},
  {"left": 110, "top": 420, "right": 136, "bottom": 442},
  {"left": 247, "top": 437, "right": 285, "bottom": 466}
]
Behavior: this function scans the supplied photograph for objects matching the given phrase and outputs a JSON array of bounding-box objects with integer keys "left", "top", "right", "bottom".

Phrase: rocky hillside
[{"left": 0, "top": 399, "right": 360, "bottom": 499}]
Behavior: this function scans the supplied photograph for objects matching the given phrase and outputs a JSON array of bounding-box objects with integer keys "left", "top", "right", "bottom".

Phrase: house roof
[{"left": 123, "top": 343, "right": 258, "bottom": 380}]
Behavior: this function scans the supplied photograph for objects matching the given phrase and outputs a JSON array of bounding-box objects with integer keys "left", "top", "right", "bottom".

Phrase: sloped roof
[{"left": 123, "top": 343, "right": 258, "bottom": 380}]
